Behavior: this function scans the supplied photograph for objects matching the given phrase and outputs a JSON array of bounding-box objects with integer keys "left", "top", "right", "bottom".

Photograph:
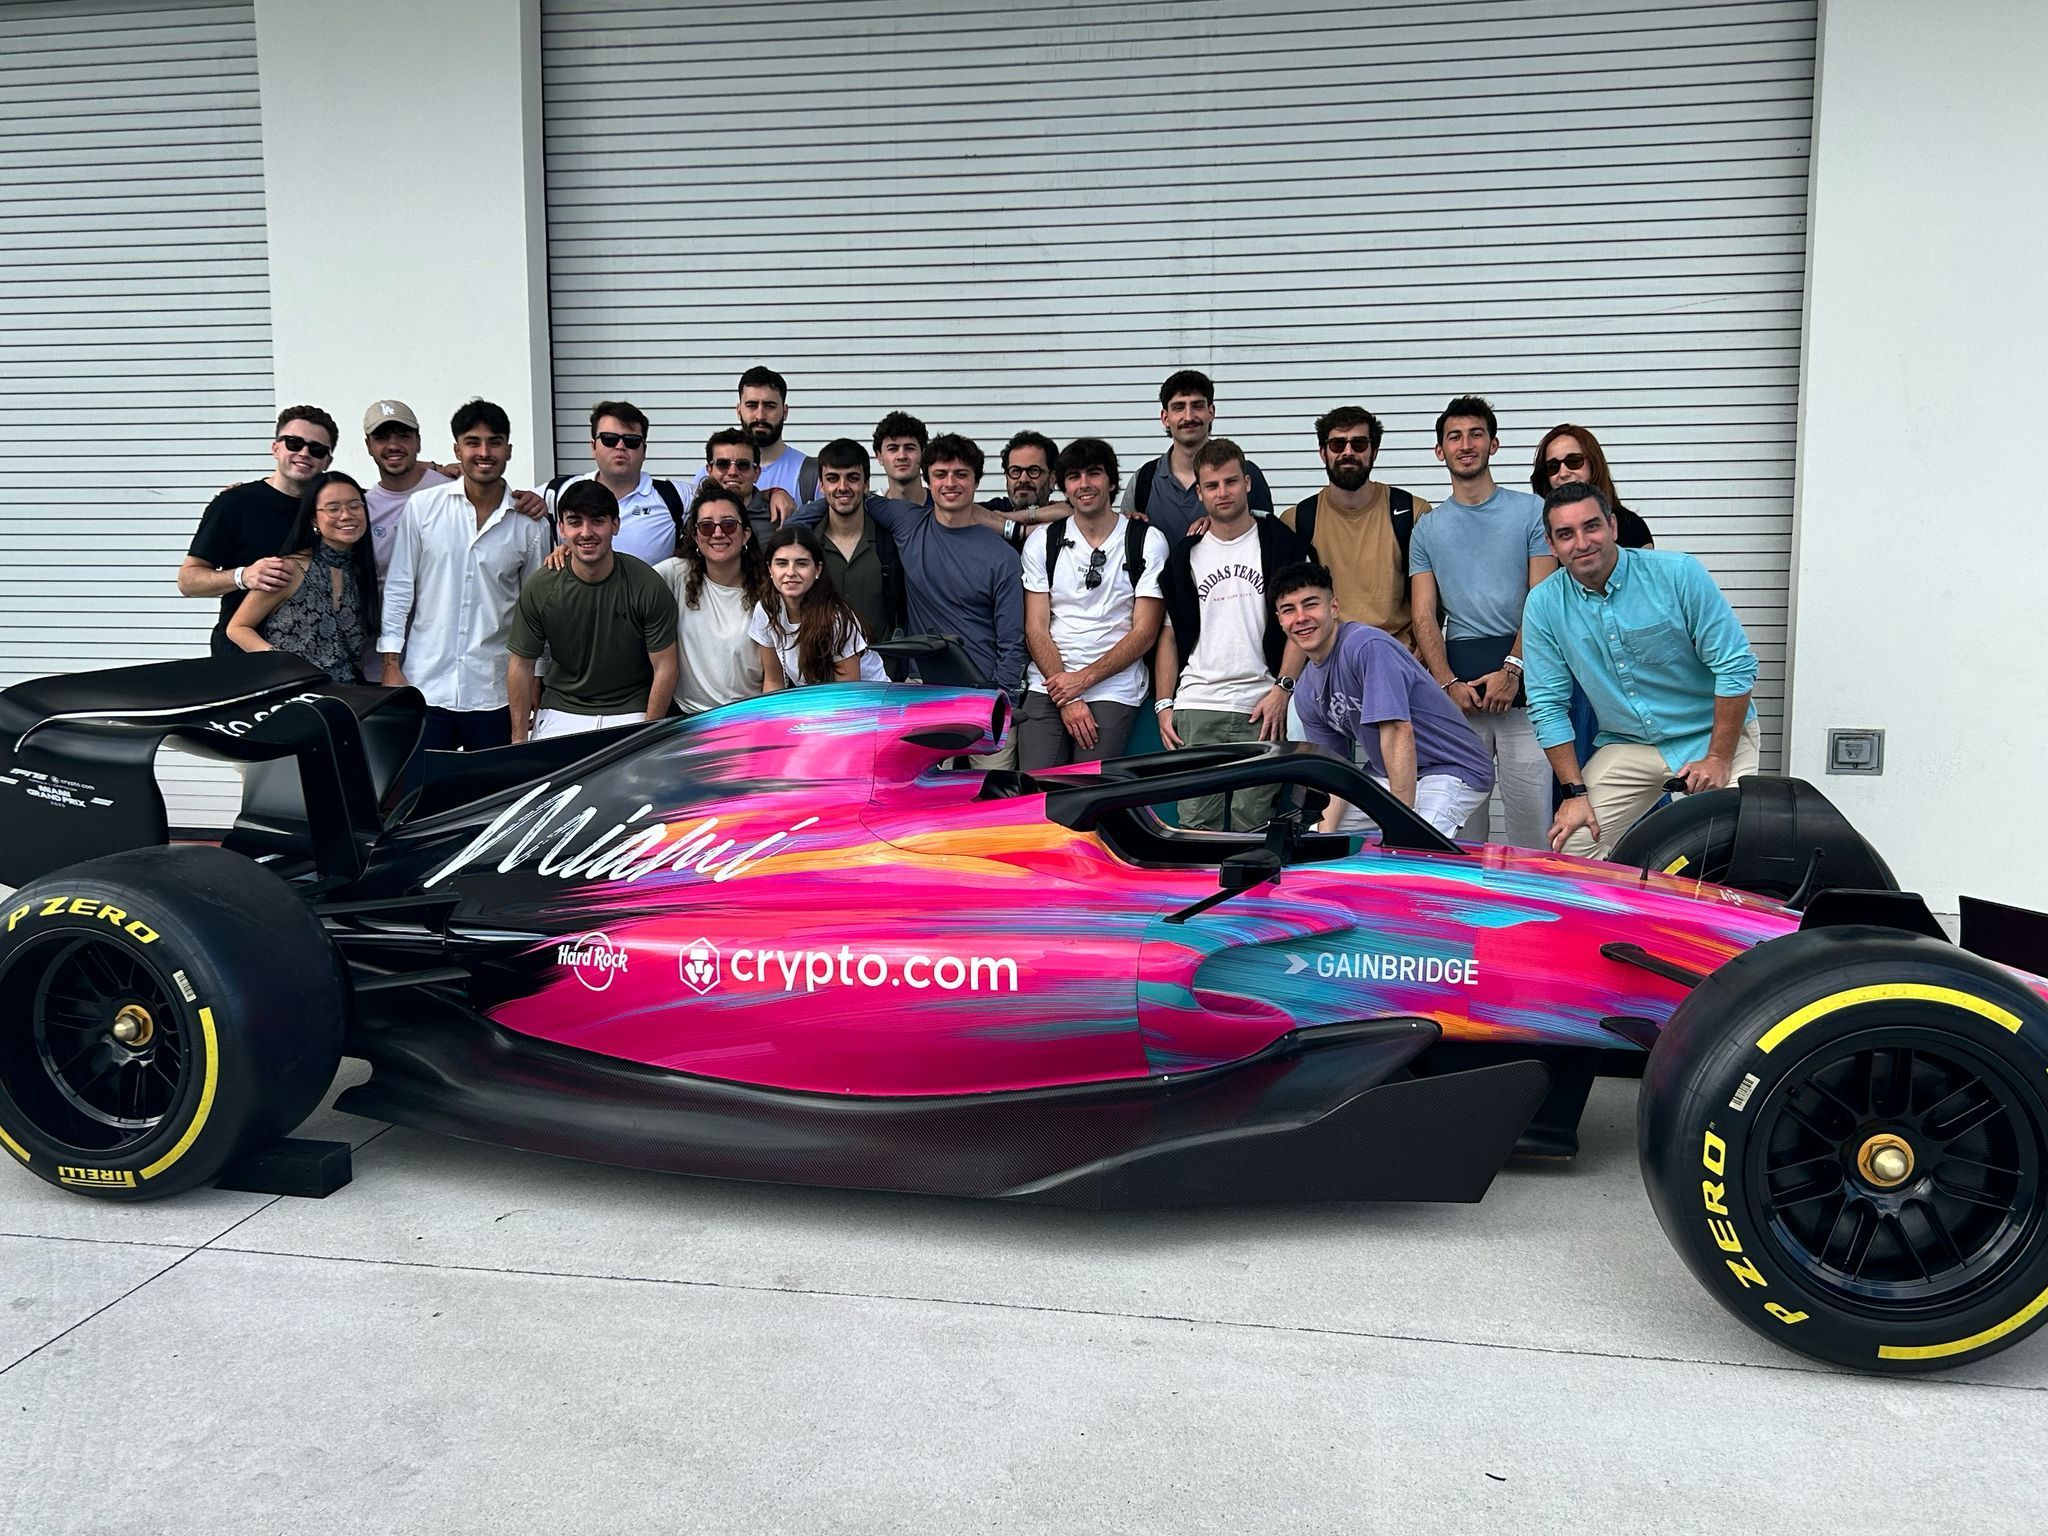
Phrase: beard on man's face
[
  {"left": 1327, "top": 458, "right": 1370, "bottom": 492},
  {"left": 748, "top": 420, "right": 782, "bottom": 447}
]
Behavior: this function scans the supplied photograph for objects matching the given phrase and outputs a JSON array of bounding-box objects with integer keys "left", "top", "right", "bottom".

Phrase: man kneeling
[
  {"left": 507, "top": 481, "right": 679, "bottom": 742},
  {"left": 1274, "top": 561, "right": 1494, "bottom": 837}
]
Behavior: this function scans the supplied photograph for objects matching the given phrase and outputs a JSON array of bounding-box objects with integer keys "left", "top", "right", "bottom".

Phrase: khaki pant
[
  {"left": 1173, "top": 707, "right": 1279, "bottom": 831},
  {"left": 1567, "top": 718, "right": 1762, "bottom": 858}
]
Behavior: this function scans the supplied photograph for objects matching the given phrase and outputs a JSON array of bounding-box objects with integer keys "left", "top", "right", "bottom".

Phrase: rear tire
[
  {"left": 1640, "top": 926, "right": 2048, "bottom": 1373},
  {"left": 1609, "top": 789, "right": 1754, "bottom": 889},
  {"left": 0, "top": 846, "right": 345, "bottom": 1201}
]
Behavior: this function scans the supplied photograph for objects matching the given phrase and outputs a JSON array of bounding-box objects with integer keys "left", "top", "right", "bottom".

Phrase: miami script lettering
[{"left": 423, "top": 781, "right": 817, "bottom": 889}]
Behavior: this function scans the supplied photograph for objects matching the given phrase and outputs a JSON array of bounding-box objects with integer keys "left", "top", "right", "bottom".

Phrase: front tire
[
  {"left": 1640, "top": 926, "right": 2048, "bottom": 1373},
  {"left": 0, "top": 846, "right": 345, "bottom": 1201}
]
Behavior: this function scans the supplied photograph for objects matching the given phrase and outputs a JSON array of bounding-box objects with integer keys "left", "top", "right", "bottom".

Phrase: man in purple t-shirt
[{"left": 1274, "top": 561, "right": 1494, "bottom": 837}]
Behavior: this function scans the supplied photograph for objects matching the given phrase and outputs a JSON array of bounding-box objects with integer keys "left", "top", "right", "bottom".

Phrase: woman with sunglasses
[
  {"left": 224, "top": 470, "right": 380, "bottom": 685},
  {"left": 749, "top": 526, "right": 886, "bottom": 689},
  {"left": 1530, "top": 425, "right": 1653, "bottom": 548},
  {"left": 653, "top": 482, "right": 767, "bottom": 710}
]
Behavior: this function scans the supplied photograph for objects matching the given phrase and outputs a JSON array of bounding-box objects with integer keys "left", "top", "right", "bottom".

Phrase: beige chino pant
[{"left": 1566, "top": 718, "right": 1762, "bottom": 859}]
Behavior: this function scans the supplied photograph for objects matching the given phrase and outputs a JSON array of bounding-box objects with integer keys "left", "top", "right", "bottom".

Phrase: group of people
[{"left": 179, "top": 365, "right": 1759, "bottom": 858}]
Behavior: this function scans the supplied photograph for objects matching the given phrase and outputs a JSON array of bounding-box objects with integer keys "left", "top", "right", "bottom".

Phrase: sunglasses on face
[
  {"left": 1324, "top": 434, "right": 1374, "bottom": 455},
  {"left": 696, "top": 518, "right": 742, "bottom": 536},
  {"left": 1083, "top": 546, "right": 1109, "bottom": 591},
  {"left": 710, "top": 457, "right": 756, "bottom": 472},
  {"left": 1542, "top": 452, "right": 1588, "bottom": 476},
  {"left": 276, "top": 435, "right": 332, "bottom": 459},
  {"left": 596, "top": 432, "right": 645, "bottom": 450}
]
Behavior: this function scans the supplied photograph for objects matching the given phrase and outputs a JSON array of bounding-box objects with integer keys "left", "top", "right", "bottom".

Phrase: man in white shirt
[
  {"left": 379, "top": 399, "right": 554, "bottom": 750},
  {"left": 1017, "top": 438, "right": 1167, "bottom": 769},
  {"left": 1154, "top": 439, "right": 1314, "bottom": 830},
  {"left": 544, "top": 400, "right": 689, "bottom": 567},
  {"left": 733, "top": 364, "right": 812, "bottom": 500}
]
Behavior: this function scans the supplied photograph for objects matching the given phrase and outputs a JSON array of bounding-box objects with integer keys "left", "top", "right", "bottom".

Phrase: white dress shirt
[{"left": 379, "top": 479, "right": 554, "bottom": 712}]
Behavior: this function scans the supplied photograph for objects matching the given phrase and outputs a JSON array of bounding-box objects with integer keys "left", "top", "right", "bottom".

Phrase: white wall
[
  {"left": 252, "top": 0, "right": 554, "bottom": 487},
  {"left": 1788, "top": 0, "right": 2048, "bottom": 912}
]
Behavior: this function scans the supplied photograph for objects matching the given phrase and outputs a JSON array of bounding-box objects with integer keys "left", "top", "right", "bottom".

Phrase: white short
[
  {"left": 532, "top": 708, "right": 646, "bottom": 740},
  {"left": 1337, "top": 773, "right": 1493, "bottom": 838}
]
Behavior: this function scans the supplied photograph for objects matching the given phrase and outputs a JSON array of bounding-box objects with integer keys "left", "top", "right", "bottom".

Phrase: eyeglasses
[
  {"left": 1541, "top": 452, "right": 1588, "bottom": 476},
  {"left": 696, "top": 518, "right": 743, "bottom": 536},
  {"left": 276, "top": 435, "right": 333, "bottom": 459},
  {"left": 1007, "top": 465, "right": 1049, "bottom": 479},
  {"left": 596, "top": 432, "right": 645, "bottom": 450},
  {"left": 1324, "top": 434, "right": 1374, "bottom": 455},
  {"left": 317, "top": 498, "right": 367, "bottom": 515},
  {"left": 710, "top": 457, "right": 757, "bottom": 472},
  {"left": 1083, "top": 546, "right": 1109, "bottom": 590}
]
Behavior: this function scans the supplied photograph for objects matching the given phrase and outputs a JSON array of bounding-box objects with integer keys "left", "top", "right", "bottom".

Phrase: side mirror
[{"left": 1220, "top": 847, "right": 1281, "bottom": 892}]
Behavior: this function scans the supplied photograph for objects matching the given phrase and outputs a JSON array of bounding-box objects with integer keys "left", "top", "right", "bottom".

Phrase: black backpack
[
  {"left": 548, "top": 473, "right": 688, "bottom": 552},
  {"left": 1044, "top": 516, "right": 1151, "bottom": 590},
  {"left": 1291, "top": 487, "right": 1416, "bottom": 570}
]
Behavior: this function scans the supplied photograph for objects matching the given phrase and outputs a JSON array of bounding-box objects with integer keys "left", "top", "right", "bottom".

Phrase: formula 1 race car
[{"left": 1, "top": 651, "right": 2045, "bottom": 1377}]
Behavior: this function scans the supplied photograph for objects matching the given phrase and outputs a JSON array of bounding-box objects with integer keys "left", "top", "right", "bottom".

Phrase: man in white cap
[{"left": 362, "top": 399, "right": 451, "bottom": 579}]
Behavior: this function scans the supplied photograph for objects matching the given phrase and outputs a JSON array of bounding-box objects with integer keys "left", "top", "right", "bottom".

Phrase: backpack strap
[
  {"left": 1043, "top": 516, "right": 1070, "bottom": 582},
  {"left": 1291, "top": 493, "right": 1320, "bottom": 549},
  {"left": 651, "top": 477, "right": 688, "bottom": 556},
  {"left": 1132, "top": 458, "right": 1156, "bottom": 519},
  {"left": 1389, "top": 486, "right": 1416, "bottom": 571},
  {"left": 1122, "top": 516, "right": 1149, "bottom": 588},
  {"left": 797, "top": 454, "right": 819, "bottom": 503}
]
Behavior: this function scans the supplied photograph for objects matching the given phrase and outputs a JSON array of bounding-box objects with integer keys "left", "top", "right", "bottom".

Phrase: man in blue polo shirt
[
  {"left": 1274, "top": 562, "right": 1493, "bottom": 836},
  {"left": 1522, "top": 483, "right": 1760, "bottom": 857}
]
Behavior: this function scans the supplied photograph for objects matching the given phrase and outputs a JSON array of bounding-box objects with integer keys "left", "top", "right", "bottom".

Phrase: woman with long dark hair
[
  {"left": 1530, "top": 423, "right": 1653, "bottom": 548},
  {"left": 748, "top": 525, "right": 886, "bottom": 689},
  {"left": 225, "top": 469, "right": 380, "bottom": 683},
  {"left": 653, "top": 481, "right": 768, "bottom": 709}
]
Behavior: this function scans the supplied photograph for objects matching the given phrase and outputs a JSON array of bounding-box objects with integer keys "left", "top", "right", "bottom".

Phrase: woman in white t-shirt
[
  {"left": 655, "top": 484, "right": 767, "bottom": 710},
  {"left": 749, "top": 526, "right": 887, "bottom": 690}
]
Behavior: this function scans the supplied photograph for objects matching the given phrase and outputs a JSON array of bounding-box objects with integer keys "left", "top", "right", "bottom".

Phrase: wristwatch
[
  {"left": 1560, "top": 783, "right": 1589, "bottom": 800},
  {"left": 1275, "top": 676, "right": 1295, "bottom": 694}
]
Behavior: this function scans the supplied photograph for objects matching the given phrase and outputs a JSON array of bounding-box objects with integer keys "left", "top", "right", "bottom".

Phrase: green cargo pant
[{"left": 1172, "top": 707, "right": 1279, "bottom": 832}]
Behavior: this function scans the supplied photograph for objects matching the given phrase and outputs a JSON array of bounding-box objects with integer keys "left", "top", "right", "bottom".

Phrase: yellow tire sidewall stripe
[
  {"left": 1757, "top": 984, "right": 2023, "bottom": 1055},
  {"left": 1878, "top": 1283, "right": 2048, "bottom": 1361},
  {"left": 139, "top": 1005, "right": 218, "bottom": 1182},
  {"left": 0, "top": 1121, "right": 26, "bottom": 1164}
]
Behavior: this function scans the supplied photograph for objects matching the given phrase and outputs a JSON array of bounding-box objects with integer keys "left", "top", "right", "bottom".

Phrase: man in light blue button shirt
[{"left": 1522, "top": 483, "right": 1760, "bottom": 858}]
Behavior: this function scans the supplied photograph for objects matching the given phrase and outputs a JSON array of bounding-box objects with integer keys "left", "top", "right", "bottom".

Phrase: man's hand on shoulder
[
  {"left": 768, "top": 488, "right": 795, "bottom": 527},
  {"left": 511, "top": 488, "right": 549, "bottom": 521}
]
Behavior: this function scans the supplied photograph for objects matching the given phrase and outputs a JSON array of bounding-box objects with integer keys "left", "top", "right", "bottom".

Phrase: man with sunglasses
[
  {"left": 1279, "top": 406, "right": 1431, "bottom": 649},
  {"left": 180, "top": 405, "right": 341, "bottom": 658},
  {"left": 1407, "top": 395, "right": 1558, "bottom": 848},
  {"left": 543, "top": 401, "right": 691, "bottom": 565},
  {"left": 698, "top": 428, "right": 794, "bottom": 549},
  {"left": 1016, "top": 438, "right": 1167, "bottom": 770}
]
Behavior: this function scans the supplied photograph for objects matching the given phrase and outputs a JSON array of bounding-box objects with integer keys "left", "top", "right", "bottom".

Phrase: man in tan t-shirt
[{"left": 1279, "top": 405, "right": 1431, "bottom": 649}]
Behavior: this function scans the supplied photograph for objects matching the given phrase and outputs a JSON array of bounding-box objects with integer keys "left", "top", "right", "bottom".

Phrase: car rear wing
[{"left": 0, "top": 654, "right": 422, "bottom": 887}]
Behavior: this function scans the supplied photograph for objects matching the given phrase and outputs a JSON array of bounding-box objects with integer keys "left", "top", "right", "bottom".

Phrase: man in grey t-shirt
[
  {"left": 793, "top": 433, "right": 1024, "bottom": 762},
  {"left": 1407, "top": 395, "right": 1558, "bottom": 849}
]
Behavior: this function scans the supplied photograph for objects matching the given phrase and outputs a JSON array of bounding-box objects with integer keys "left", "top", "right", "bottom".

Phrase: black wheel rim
[
  {"left": 1749, "top": 1024, "right": 2045, "bottom": 1312},
  {"left": 0, "top": 931, "right": 187, "bottom": 1153}
]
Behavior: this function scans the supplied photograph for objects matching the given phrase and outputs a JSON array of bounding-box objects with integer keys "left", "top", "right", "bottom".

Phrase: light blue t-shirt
[
  {"left": 1521, "top": 547, "right": 1759, "bottom": 771},
  {"left": 1407, "top": 486, "right": 1549, "bottom": 640}
]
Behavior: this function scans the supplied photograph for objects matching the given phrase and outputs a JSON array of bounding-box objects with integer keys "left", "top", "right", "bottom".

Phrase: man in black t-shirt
[{"left": 178, "top": 405, "right": 339, "bottom": 658}]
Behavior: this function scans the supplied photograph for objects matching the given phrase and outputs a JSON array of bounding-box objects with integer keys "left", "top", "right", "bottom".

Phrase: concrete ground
[{"left": 2, "top": 1067, "right": 2043, "bottom": 1535}]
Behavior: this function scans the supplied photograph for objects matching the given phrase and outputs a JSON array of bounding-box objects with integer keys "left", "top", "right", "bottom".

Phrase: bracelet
[
  {"left": 1503, "top": 655, "right": 1523, "bottom": 672},
  {"left": 1154, "top": 697, "right": 1175, "bottom": 714},
  {"left": 233, "top": 566, "right": 247, "bottom": 591}
]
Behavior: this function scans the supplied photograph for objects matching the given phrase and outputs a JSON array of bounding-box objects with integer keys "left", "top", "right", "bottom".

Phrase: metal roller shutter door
[
  {"left": 0, "top": 0, "right": 273, "bottom": 829},
  {"left": 542, "top": 0, "right": 1814, "bottom": 766}
]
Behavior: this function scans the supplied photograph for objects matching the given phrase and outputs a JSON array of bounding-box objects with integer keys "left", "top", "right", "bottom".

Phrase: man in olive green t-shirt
[{"left": 506, "top": 481, "right": 680, "bottom": 742}]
